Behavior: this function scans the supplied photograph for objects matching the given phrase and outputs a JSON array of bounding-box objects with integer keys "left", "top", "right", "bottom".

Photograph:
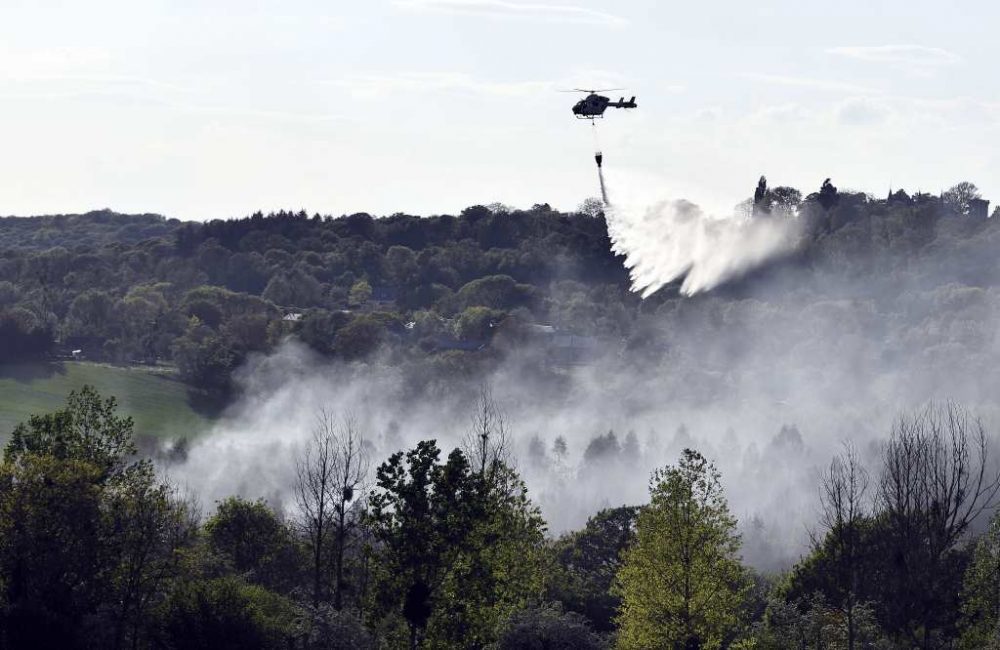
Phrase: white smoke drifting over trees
[{"left": 163, "top": 192, "right": 1000, "bottom": 572}]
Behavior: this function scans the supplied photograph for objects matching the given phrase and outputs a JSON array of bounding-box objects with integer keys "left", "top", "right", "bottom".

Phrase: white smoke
[
  {"left": 160, "top": 335, "right": 864, "bottom": 569},
  {"left": 158, "top": 183, "right": 1000, "bottom": 571},
  {"left": 605, "top": 197, "right": 802, "bottom": 297}
]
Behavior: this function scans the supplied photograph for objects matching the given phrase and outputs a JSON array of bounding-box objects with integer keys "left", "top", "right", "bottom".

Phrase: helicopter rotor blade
[{"left": 557, "top": 88, "right": 627, "bottom": 93}]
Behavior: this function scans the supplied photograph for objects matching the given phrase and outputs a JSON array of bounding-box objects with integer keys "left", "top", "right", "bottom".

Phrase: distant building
[
  {"left": 282, "top": 312, "right": 303, "bottom": 322},
  {"left": 969, "top": 198, "right": 990, "bottom": 220}
]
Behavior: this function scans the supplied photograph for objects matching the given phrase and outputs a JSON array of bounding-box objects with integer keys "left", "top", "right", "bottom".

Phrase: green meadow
[{"left": 0, "top": 362, "right": 218, "bottom": 441}]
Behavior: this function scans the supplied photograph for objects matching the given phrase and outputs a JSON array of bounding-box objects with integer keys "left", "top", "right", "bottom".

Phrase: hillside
[
  {"left": 4, "top": 186, "right": 1000, "bottom": 648},
  {"left": 0, "top": 208, "right": 179, "bottom": 249},
  {"left": 0, "top": 181, "right": 998, "bottom": 399},
  {"left": 0, "top": 361, "right": 214, "bottom": 442}
]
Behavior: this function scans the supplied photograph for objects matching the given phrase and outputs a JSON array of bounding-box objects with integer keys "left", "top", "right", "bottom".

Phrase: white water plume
[{"left": 605, "top": 196, "right": 802, "bottom": 297}]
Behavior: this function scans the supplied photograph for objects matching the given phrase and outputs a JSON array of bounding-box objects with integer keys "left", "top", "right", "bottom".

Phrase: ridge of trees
[{"left": 0, "top": 180, "right": 997, "bottom": 397}]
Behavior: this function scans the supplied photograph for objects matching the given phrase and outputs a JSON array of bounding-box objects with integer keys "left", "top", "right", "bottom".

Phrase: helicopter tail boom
[{"left": 610, "top": 96, "right": 637, "bottom": 109}]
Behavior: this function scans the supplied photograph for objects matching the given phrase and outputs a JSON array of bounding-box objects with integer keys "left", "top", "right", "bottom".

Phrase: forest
[
  {"left": 0, "top": 179, "right": 993, "bottom": 399},
  {"left": 3, "top": 385, "right": 1000, "bottom": 649},
  {"left": 4, "top": 178, "right": 1000, "bottom": 648}
]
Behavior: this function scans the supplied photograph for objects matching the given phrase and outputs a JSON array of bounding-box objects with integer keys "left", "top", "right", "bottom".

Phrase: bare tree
[
  {"left": 880, "top": 404, "right": 1000, "bottom": 554},
  {"left": 297, "top": 410, "right": 369, "bottom": 609},
  {"left": 734, "top": 197, "right": 754, "bottom": 220},
  {"left": 331, "top": 414, "right": 369, "bottom": 611},
  {"left": 877, "top": 403, "right": 1000, "bottom": 647},
  {"left": 463, "top": 385, "right": 512, "bottom": 486},
  {"left": 110, "top": 480, "right": 199, "bottom": 650},
  {"left": 297, "top": 412, "right": 338, "bottom": 608},
  {"left": 942, "top": 181, "right": 981, "bottom": 215},
  {"left": 577, "top": 197, "right": 605, "bottom": 218},
  {"left": 817, "top": 442, "right": 871, "bottom": 650}
]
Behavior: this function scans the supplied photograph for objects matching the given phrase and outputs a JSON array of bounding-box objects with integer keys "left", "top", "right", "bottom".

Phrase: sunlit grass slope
[{"left": 0, "top": 362, "right": 215, "bottom": 440}]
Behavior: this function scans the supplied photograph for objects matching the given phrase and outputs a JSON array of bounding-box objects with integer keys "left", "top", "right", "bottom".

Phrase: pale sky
[{"left": 2, "top": 0, "right": 999, "bottom": 220}]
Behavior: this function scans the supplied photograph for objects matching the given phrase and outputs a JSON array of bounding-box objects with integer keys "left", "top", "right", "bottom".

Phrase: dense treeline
[
  {"left": 0, "top": 210, "right": 178, "bottom": 250},
  {"left": 4, "top": 387, "right": 1000, "bottom": 649},
  {"left": 0, "top": 202, "right": 630, "bottom": 392},
  {"left": 0, "top": 180, "right": 997, "bottom": 396}
]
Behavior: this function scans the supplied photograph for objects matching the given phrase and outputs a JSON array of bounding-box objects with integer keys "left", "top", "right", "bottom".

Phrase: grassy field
[{"left": 0, "top": 362, "right": 219, "bottom": 441}]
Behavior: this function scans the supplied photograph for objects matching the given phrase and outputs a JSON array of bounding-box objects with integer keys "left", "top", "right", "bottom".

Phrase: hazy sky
[{"left": 2, "top": 0, "right": 998, "bottom": 220}]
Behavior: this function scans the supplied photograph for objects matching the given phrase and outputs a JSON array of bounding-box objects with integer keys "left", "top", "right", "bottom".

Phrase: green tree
[
  {"left": 548, "top": 506, "right": 639, "bottom": 632},
  {"left": 368, "top": 440, "right": 482, "bottom": 648},
  {"left": 434, "top": 388, "right": 548, "bottom": 644},
  {"left": 348, "top": 279, "right": 373, "bottom": 308},
  {"left": 433, "top": 462, "right": 547, "bottom": 647},
  {"left": 0, "top": 387, "right": 193, "bottom": 650},
  {"left": 157, "top": 577, "right": 296, "bottom": 650},
  {"left": 960, "top": 512, "right": 1000, "bottom": 648},
  {"left": 816, "top": 178, "right": 839, "bottom": 210},
  {"left": 368, "top": 424, "right": 546, "bottom": 649},
  {"left": 297, "top": 309, "right": 352, "bottom": 355},
  {"left": 614, "top": 449, "right": 748, "bottom": 650},
  {"left": 171, "top": 317, "right": 239, "bottom": 392},
  {"left": 0, "top": 454, "right": 105, "bottom": 648},
  {"left": 262, "top": 269, "right": 322, "bottom": 308},
  {"left": 185, "top": 299, "right": 224, "bottom": 328},
  {"left": 294, "top": 603, "right": 374, "bottom": 649},
  {"left": 222, "top": 313, "right": 272, "bottom": 355},
  {"left": 118, "top": 284, "right": 171, "bottom": 361},
  {"left": 205, "top": 497, "right": 303, "bottom": 594},
  {"left": 454, "top": 305, "right": 504, "bottom": 342},
  {"left": 105, "top": 464, "right": 196, "bottom": 649},
  {"left": 384, "top": 245, "right": 419, "bottom": 287},
  {"left": 66, "top": 289, "right": 116, "bottom": 341},
  {"left": 368, "top": 394, "right": 548, "bottom": 648},
  {"left": 6, "top": 385, "right": 137, "bottom": 478},
  {"left": 453, "top": 274, "right": 532, "bottom": 312},
  {"left": 0, "top": 308, "right": 53, "bottom": 361},
  {"left": 751, "top": 593, "right": 885, "bottom": 649},
  {"left": 752, "top": 176, "right": 771, "bottom": 216},
  {"left": 497, "top": 602, "right": 607, "bottom": 650},
  {"left": 335, "top": 315, "right": 385, "bottom": 360}
]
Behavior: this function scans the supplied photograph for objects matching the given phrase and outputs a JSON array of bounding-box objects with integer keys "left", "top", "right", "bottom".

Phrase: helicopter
[{"left": 567, "top": 89, "right": 637, "bottom": 119}]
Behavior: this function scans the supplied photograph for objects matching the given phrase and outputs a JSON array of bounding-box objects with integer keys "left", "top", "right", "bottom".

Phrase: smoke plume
[{"left": 161, "top": 193, "right": 1000, "bottom": 572}]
